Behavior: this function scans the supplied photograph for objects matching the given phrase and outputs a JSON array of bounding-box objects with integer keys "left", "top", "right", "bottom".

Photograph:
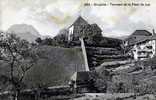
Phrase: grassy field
[
  {"left": 24, "top": 46, "right": 86, "bottom": 88},
  {"left": 0, "top": 46, "right": 86, "bottom": 90}
]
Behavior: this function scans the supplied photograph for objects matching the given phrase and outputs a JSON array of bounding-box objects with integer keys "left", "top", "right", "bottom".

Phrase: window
[{"left": 146, "top": 46, "right": 152, "bottom": 49}]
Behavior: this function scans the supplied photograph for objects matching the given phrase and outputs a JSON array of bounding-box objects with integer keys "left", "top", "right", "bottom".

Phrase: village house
[
  {"left": 68, "top": 16, "right": 102, "bottom": 41},
  {"left": 124, "top": 30, "right": 156, "bottom": 60},
  {"left": 68, "top": 16, "right": 88, "bottom": 41}
]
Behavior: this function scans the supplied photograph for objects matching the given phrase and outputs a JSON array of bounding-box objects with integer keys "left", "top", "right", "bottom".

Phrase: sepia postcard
[{"left": 0, "top": 0, "right": 156, "bottom": 100}]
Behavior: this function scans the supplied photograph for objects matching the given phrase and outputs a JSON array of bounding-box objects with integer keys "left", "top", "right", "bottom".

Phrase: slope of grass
[
  {"left": 24, "top": 46, "right": 85, "bottom": 88},
  {"left": 0, "top": 46, "right": 85, "bottom": 89}
]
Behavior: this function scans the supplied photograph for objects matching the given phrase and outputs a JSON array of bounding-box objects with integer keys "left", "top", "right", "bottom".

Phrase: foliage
[
  {"left": 35, "top": 26, "right": 122, "bottom": 49},
  {"left": 78, "top": 24, "right": 102, "bottom": 45},
  {"left": 35, "top": 37, "right": 42, "bottom": 44},
  {"left": 89, "top": 69, "right": 112, "bottom": 92},
  {"left": 35, "top": 29, "right": 69, "bottom": 47},
  {"left": 0, "top": 32, "right": 38, "bottom": 100},
  {"left": 143, "top": 56, "right": 156, "bottom": 70}
]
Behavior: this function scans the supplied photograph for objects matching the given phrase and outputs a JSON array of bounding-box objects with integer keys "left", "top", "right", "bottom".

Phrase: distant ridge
[{"left": 7, "top": 24, "right": 41, "bottom": 42}]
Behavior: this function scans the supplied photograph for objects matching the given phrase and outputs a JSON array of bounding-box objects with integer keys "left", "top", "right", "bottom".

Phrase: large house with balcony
[{"left": 124, "top": 30, "right": 156, "bottom": 60}]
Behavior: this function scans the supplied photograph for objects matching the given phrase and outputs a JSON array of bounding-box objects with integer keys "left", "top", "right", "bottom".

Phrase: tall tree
[
  {"left": 35, "top": 37, "right": 42, "bottom": 44},
  {"left": 53, "top": 28, "right": 69, "bottom": 47},
  {"left": 0, "top": 32, "right": 38, "bottom": 100},
  {"left": 79, "top": 24, "right": 103, "bottom": 46}
]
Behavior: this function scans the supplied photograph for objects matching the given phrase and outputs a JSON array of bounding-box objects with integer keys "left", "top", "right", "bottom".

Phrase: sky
[{"left": 0, "top": 0, "right": 156, "bottom": 38}]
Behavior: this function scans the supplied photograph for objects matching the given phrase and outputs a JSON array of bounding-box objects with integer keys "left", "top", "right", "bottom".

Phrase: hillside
[
  {"left": 24, "top": 46, "right": 85, "bottom": 88},
  {"left": 0, "top": 46, "right": 85, "bottom": 90},
  {"left": 94, "top": 55, "right": 156, "bottom": 93}
]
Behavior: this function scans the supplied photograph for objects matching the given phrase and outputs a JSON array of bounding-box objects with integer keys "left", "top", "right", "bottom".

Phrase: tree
[
  {"left": 35, "top": 29, "right": 69, "bottom": 47},
  {"left": 0, "top": 32, "right": 38, "bottom": 100},
  {"left": 35, "top": 37, "right": 42, "bottom": 44},
  {"left": 41, "top": 38, "right": 54, "bottom": 45},
  {"left": 143, "top": 55, "right": 156, "bottom": 70},
  {"left": 79, "top": 24, "right": 103, "bottom": 46},
  {"left": 53, "top": 29, "right": 69, "bottom": 47},
  {"left": 120, "top": 41, "right": 126, "bottom": 55},
  {"left": 91, "top": 69, "right": 112, "bottom": 92}
]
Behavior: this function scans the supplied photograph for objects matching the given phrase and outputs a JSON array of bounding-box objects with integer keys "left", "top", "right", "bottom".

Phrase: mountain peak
[{"left": 7, "top": 24, "right": 41, "bottom": 42}]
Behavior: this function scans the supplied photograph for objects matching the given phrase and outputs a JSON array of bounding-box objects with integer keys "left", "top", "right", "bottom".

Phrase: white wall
[{"left": 68, "top": 26, "right": 74, "bottom": 41}]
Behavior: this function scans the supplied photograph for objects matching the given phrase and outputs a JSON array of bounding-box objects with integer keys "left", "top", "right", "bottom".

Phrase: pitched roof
[
  {"left": 125, "top": 30, "right": 156, "bottom": 46},
  {"left": 71, "top": 16, "right": 88, "bottom": 27},
  {"left": 126, "top": 36, "right": 146, "bottom": 45},
  {"left": 132, "top": 30, "right": 152, "bottom": 36}
]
